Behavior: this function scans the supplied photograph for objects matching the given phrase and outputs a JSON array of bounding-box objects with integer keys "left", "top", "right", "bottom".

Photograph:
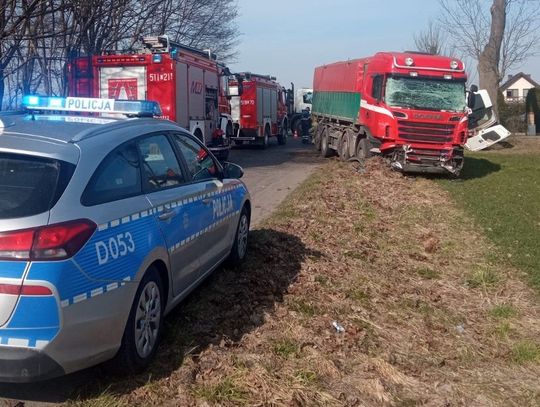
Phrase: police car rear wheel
[
  {"left": 115, "top": 268, "right": 163, "bottom": 372},
  {"left": 227, "top": 206, "right": 250, "bottom": 266}
]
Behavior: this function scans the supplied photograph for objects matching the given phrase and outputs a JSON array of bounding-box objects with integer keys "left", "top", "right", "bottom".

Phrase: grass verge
[
  {"left": 7, "top": 150, "right": 540, "bottom": 406},
  {"left": 438, "top": 136, "right": 540, "bottom": 290}
]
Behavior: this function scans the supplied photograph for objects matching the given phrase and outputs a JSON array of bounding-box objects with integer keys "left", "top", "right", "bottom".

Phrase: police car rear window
[{"left": 0, "top": 153, "right": 74, "bottom": 219}]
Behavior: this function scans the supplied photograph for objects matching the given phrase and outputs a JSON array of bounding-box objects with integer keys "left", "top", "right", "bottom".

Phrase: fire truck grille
[{"left": 398, "top": 121, "right": 455, "bottom": 143}]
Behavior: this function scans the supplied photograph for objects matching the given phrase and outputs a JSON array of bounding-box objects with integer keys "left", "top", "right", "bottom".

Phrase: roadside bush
[{"left": 498, "top": 92, "right": 526, "bottom": 134}]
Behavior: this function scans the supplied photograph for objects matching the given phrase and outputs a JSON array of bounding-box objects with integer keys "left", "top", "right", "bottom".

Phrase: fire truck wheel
[
  {"left": 277, "top": 126, "right": 287, "bottom": 145},
  {"left": 356, "top": 137, "right": 372, "bottom": 160},
  {"left": 339, "top": 135, "right": 350, "bottom": 161},
  {"left": 321, "top": 127, "right": 333, "bottom": 158},
  {"left": 261, "top": 126, "right": 270, "bottom": 149}
]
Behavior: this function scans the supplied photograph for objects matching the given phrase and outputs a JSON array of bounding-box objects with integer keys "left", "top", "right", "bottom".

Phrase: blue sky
[{"left": 229, "top": 0, "right": 540, "bottom": 88}]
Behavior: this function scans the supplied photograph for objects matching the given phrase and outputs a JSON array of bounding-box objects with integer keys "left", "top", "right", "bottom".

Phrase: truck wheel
[
  {"left": 321, "top": 127, "right": 333, "bottom": 158},
  {"left": 356, "top": 137, "right": 373, "bottom": 160},
  {"left": 277, "top": 125, "right": 287, "bottom": 145},
  {"left": 339, "top": 135, "right": 350, "bottom": 161},
  {"left": 314, "top": 124, "right": 323, "bottom": 151},
  {"left": 114, "top": 267, "right": 164, "bottom": 374},
  {"left": 261, "top": 126, "right": 270, "bottom": 149}
]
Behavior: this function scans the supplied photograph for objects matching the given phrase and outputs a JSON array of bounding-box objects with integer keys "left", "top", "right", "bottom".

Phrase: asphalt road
[
  {"left": 0, "top": 135, "right": 323, "bottom": 407},
  {"left": 228, "top": 135, "right": 323, "bottom": 226}
]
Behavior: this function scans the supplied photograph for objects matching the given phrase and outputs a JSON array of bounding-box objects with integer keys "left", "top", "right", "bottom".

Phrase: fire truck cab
[{"left": 68, "top": 36, "right": 233, "bottom": 160}]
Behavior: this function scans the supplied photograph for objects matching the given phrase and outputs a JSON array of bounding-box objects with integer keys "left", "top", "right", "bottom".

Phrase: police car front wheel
[
  {"left": 114, "top": 267, "right": 164, "bottom": 373},
  {"left": 227, "top": 206, "right": 250, "bottom": 267}
]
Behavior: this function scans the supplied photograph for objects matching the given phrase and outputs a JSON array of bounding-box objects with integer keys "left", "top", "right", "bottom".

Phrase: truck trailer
[
  {"left": 228, "top": 73, "right": 289, "bottom": 148},
  {"left": 312, "top": 51, "right": 509, "bottom": 174},
  {"left": 68, "top": 36, "right": 234, "bottom": 160}
]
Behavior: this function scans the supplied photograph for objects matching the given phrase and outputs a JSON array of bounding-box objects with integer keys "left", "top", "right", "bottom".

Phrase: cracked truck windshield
[{"left": 385, "top": 76, "right": 466, "bottom": 112}]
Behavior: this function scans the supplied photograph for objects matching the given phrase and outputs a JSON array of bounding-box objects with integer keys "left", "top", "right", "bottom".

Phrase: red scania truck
[
  {"left": 68, "top": 36, "right": 233, "bottom": 160},
  {"left": 312, "top": 51, "right": 509, "bottom": 174},
  {"left": 228, "top": 73, "right": 289, "bottom": 148}
]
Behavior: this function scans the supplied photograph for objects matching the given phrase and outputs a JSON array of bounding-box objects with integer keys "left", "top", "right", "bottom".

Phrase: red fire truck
[
  {"left": 312, "top": 51, "right": 509, "bottom": 174},
  {"left": 68, "top": 36, "right": 234, "bottom": 160},
  {"left": 228, "top": 73, "right": 289, "bottom": 148}
]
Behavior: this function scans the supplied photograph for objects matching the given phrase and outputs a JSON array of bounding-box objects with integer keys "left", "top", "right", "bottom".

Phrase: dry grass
[
  {"left": 127, "top": 158, "right": 540, "bottom": 405},
  {"left": 9, "top": 156, "right": 540, "bottom": 406}
]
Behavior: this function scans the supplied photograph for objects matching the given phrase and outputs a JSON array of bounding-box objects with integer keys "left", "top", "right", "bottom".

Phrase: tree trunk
[{"left": 478, "top": 0, "right": 506, "bottom": 117}]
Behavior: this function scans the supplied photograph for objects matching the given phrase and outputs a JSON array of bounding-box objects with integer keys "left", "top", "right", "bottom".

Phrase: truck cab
[{"left": 312, "top": 51, "right": 510, "bottom": 175}]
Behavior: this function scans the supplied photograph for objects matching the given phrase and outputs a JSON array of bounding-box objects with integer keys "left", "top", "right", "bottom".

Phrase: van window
[{"left": 0, "top": 153, "right": 74, "bottom": 219}]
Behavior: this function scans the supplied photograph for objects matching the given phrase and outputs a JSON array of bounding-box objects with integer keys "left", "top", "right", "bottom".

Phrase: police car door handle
[{"left": 158, "top": 210, "right": 176, "bottom": 221}]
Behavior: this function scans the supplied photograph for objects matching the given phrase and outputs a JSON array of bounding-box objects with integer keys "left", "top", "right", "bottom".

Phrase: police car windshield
[
  {"left": 385, "top": 76, "right": 466, "bottom": 112},
  {"left": 0, "top": 153, "right": 73, "bottom": 219}
]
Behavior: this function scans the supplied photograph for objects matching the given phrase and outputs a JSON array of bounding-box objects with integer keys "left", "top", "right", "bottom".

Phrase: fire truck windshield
[{"left": 385, "top": 76, "right": 466, "bottom": 112}]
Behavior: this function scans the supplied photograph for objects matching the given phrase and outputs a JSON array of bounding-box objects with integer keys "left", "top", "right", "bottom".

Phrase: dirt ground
[{"left": 2, "top": 156, "right": 540, "bottom": 406}]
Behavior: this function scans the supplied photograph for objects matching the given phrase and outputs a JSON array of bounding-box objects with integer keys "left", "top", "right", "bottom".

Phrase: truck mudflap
[
  {"left": 465, "top": 124, "right": 511, "bottom": 152},
  {"left": 390, "top": 145, "right": 464, "bottom": 175}
]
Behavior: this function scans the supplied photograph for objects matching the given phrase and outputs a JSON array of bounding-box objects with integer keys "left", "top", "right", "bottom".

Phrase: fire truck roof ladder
[{"left": 141, "top": 35, "right": 217, "bottom": 61}]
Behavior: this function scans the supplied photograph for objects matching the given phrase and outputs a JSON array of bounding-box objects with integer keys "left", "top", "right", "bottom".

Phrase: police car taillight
[{"left": 0, "top": 219, "right": 96, "bottom": 261}]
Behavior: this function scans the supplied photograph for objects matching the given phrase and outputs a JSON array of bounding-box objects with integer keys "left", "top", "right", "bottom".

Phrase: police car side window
[
  {"left": 82, "top": 142, "right": 142, "bottom": 206},
  {"left": 172, "top": 134, "right": 218, "bottom": 182},
  {"left": 137, "top": 135, "right": 184, "bottom": 191}
]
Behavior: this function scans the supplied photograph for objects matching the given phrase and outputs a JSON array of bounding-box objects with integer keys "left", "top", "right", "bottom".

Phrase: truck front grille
[{"left": 398, "top": 121, "right": 455, "bottom": 144}]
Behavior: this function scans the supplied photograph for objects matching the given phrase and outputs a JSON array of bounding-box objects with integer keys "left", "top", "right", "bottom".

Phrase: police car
[{"left": 0, "top": 96, "right": 251, "bottom": 382}]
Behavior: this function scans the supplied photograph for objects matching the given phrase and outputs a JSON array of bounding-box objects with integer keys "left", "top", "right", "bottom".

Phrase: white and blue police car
[{"left": 0, "top": 96, "right": 251, "bottom": 382}]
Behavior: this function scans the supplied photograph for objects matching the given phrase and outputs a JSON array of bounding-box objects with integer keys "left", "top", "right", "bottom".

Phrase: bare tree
[
  {"left": 438, "top": 0, "right": 540, "bottom": 114},
  {"left": 478, "top": 0, "right": 506, "bottom": 114},
  {"left": 414, "top": 21, "right": 449, "bottom": 56},
  {"left": 0, "top": 0, "right": 240, "bottom": 110}
]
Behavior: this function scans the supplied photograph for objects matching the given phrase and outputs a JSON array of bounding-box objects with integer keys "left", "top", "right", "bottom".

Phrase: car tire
[
  {"left": 114, "top": 267, "right": 164, "bottom": 374},
  {"left": 226, "top": 206, "right": 250, "bottom": 267}
]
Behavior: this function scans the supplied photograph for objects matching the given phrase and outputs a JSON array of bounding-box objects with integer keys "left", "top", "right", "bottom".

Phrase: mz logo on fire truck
[{"left": 191, "top": 81, "right": 203, "bottom": 95}]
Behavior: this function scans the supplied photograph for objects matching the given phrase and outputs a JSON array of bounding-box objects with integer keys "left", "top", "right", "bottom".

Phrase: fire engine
[
  {"left": 312, "top": 51, "right": 510, "bottom": 175},
  {"left": 228, "top": 73, "right": 289, "bottom": 148},
  {"left": 68, "top": 36, "right": 234, "bottom": 160}
]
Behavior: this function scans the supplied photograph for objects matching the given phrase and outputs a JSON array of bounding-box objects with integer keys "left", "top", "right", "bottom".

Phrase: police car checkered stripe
[
  {"left": 63, "top": 183, "right": 244, "bottom": 307},
  {"left": 0, "top": 337, "right": 50, "bottom": 349},
  {"left": 60, "top": 276, "right": 132, "bottom": 308},
  {"left": 168, "top": 209, "right": 241, "bottom": 254},
  {"left": 97, "top": 184, "right": 242, "bottom": 231}
]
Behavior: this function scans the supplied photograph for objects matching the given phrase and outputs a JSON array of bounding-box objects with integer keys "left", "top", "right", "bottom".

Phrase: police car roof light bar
[{"left": 22, "top": 96, "right": 162, "bottom": 118}]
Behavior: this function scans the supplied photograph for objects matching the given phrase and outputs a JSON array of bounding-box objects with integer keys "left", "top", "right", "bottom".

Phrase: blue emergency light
[{"left": 22, "top": 95, "right": 162, "bottom": 117}]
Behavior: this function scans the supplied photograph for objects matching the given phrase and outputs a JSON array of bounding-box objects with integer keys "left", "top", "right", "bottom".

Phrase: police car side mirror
[{"left": 222, "top": 162, "right": 244, "bottom": 179}]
